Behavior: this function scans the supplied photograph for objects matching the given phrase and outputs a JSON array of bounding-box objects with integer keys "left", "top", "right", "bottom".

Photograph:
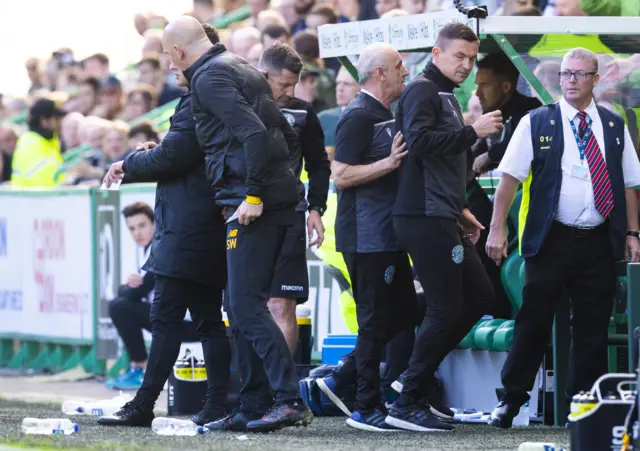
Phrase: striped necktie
[{"left": 576, "top": 111, "right": 614, "bottom": 217}]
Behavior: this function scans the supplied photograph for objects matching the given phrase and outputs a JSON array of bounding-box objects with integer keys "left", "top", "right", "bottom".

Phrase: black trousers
[
  {"left": 225, "top": 213, "right": 300, "bottom": 412},
  {"left": 393, "top": 216, "right": 494, "bottom": 403},
  {"left": 501, "top": 221, "right": 615, "bottom": 405},
  {"left": 109, "top": 297, "right": 199, "bottom": 363},
  {"left": 136, "top": 275, "right": 230, "bottom": 406},
  {"left": 334, "top": 252, "right": 419, "bottom": 412},
  {"left": 467, "top": 181, "right": 513, "bottom": 319}
]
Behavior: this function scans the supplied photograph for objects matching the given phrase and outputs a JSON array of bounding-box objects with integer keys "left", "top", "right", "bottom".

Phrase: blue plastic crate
[{"left": 321, "top": 334, "right": 357, "bottom": 365}]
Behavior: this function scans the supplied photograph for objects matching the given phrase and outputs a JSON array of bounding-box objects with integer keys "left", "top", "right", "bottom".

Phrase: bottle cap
[{"left": 73, "top": 423, "right": 79, "bottom": 432}]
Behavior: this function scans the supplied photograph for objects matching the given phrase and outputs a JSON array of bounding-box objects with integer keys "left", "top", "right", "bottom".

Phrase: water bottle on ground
[
  {"left": 151, "top": 417, "right": 205, "bottom": 436},
  {"left": 62, "top": 392, "right": 132, "bottom": 416},
  {"left": 22, "top": 418, "right": 78, "bottom": 435},
  {"left": 518, "top": 443, "right": 565, "bottom": 451}
]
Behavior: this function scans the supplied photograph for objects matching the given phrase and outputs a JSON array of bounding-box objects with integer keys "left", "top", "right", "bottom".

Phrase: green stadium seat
[
  {"left": 507, "top": 188, "right": 522, "bottom": 253},
  {"left": 474, "top": 318, "right": 508, "bottom": 350},
  {"left": 492, "top": 320, "right": 515, "bottom": 351},
  {"left": 501, "top": 251, "right": 525, "bottom": 315}
]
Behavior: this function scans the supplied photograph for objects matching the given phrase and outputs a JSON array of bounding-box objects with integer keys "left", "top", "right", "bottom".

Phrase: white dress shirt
[{"left": 498, "top": 97, "right": 640, "bottom": 227}]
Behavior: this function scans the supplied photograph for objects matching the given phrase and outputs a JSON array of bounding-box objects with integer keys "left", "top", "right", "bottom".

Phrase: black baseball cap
[
  {"left": 29, "top": 98, "right": 67, "bottom": 120},
  {"left": 101, "top": 75, "right": 122, "bottom": 90}
]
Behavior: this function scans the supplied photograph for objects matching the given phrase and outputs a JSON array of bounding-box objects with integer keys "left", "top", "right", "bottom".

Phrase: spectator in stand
[
  {"left": 60, "top": 112, "right": 84, "bottom": 151},
  {"left": 11, "top": 99, "right": 66, "bottom": 187},
  {"left": 4, "top": 98, "right": 27, "bottom": 118},
  {"left": 375, "top": 0, "right": 401, "bottom": 17},
  {"left": 318, "top": 66, "right": 360, "bottom": 161},
  {"left": 228, "top": 27, "right": 262, "bottom": 60},
  {"left": 246, "top": 43, "right": 264, "bottom": 67},
  {"left": 533, "top": 60, "right": 563, "bottom": 101},
  {"left": 192, "top": 0, "right": 216, "bottom": 23},
  {"left": 25, "top": 58, "right": 44, "bottom": 94},
  {"left": 0, "top": 125, "right": 18, "bottom": 184},
  {"left": 79, "top": 116, "right": 110, "bottom": 167},
  {"left": 104, "top": 202, "right": 200, "bottom": 391},
  {"left": 128, "top": 122, "right": 160, "bottom": 151},
  {"left": 401, "top": 0, "right": 426, "bottom": 14},
  {"left": 81, "top": 53, "right": 111, "bottom": 81},
  {"left": 279, "top": 0, "right": 305, "bottom": 31},
  {"left": 95, "top": 76, "right": 124, "bottom": 120},
  {"left": 336, "top": 0, "right": 360, "bottom": 19},
  {"left": 305, "top": 4, "right": 338, "bottom": 31},
  {"left": 256, "top": 10, "right": 288, "bottom": 31},
  {"left": 248, "top": 0, "right": 271, "bottom": 26},
  {"left": 138, "top": 55, "right": 186, "bottom": 106},
  {"left": 121, "top": 84, "right": 157, "bottom": 122},
  {"left": 103, "top": 121, "right": 131, "bottom": 165},
  {"left": 75, "top": 77, "right": 101, "bottom": 116},
  {"left": 262, "top": 25, "right": 291, "bottom": 48}
]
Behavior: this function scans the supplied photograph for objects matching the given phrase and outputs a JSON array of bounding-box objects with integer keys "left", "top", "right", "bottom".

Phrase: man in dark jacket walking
[
  {"left": 99, "top": 24, "right": 231, "bottom": 429},
  {"left": 162, "top": 16, "right": 313, "bottom": 433},
  {"left": 257, "top": 43, "right": 330, "bottom": 355},
  {"left": 385, "top": 23, "right": 503, "bottom": 432}
]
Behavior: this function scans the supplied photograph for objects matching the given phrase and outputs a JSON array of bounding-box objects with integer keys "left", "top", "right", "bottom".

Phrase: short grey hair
[
  {"left": 562, "top": 47, "right": 598, "bottom": 72},
  {"left": 357, "top": 43, "right": 397, "bottom": 85}
]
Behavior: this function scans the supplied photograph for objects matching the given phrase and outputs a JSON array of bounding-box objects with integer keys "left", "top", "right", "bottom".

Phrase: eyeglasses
[{"left": 558, "top": 70, "right": 597, "bottom": 81}]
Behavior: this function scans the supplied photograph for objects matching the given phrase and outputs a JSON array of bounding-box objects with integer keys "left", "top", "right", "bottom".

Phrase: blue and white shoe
[
  {"left": 385, "top": 404, "right": 455, "bottom": 432},
  {"left": 346, "top": 409, "right": 401, "bottom": 432},
  {"left": 316, "top": 376, "right": 352, "bottom": 417},
  {"left": 105, "top": 367, "right": 144, "bottom": 391}
]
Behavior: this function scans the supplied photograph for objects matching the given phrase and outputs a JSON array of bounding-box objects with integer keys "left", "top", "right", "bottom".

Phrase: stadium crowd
[{"left": 0, "top": 0, "right": 638, "bottom": 188}]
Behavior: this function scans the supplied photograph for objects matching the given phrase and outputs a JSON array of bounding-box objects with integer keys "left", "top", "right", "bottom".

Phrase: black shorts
[{"left": 270, "top": 212, "right": 309, "bottom": 303}]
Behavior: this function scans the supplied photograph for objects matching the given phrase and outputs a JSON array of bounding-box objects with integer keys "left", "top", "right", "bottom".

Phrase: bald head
[
  {"left": 163, "top": 16, "right": 214, "bottom": 71},
  {"left": 357, "top": 43, "right": 401, "bottom": 85}
]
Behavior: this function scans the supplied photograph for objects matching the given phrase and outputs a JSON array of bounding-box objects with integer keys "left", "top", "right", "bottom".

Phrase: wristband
[
  {"left": 627, "top": 231, "right": 640, "bottom": 238},
  {"left": 245, "top": 195, "right": 262, "bottom": 205}
]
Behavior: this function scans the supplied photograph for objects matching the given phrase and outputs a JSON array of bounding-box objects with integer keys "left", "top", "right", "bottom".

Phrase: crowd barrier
[{"left": 0, "top": 182, "right": 358, "bottom": 375}]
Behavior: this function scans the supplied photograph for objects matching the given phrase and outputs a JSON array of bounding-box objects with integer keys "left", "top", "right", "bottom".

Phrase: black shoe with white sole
[
  {"left": 385, "top": 404, "right": 455, "bottom": 432},
  {"left": 346, "top": 408, "right": 401, "bottom": 432},
  {"left": 97, "top": 398, "right": 155, "bottom": 427},
  {"left": 245, "top": 401, "right": 313, "bottom": 433},
  {"left": 391, "top": 372, "right": 454, "bottom": 421}
]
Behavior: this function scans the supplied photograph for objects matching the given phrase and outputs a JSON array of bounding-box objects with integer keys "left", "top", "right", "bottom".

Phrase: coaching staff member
[
  {"left": 316, "top": 42, "right": 419, "bottom": 432},
  {"left": 100, "top": 23, "right": 230, "bottom": 429},
  {"left": 258, "top": 43, "right": 330, "bottom": 355},
  {"left": 385, "top": 23, "right": 503, "bottom": 432},
  {"left": 162, "top": 17, "right": 313, "bottom": 433},
  {"left": 486, "top": 47, "right": 640, "bottom": 428}
]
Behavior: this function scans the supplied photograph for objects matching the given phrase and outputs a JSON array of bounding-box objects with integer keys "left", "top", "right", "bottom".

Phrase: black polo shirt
[{"left": 334, "top": 92, "right": 399, "bottom": 254}]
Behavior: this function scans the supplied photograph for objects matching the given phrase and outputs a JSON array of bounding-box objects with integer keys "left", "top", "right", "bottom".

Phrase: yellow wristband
[{"left": 245, "top": 195, "right": 262, "bottom": 205}]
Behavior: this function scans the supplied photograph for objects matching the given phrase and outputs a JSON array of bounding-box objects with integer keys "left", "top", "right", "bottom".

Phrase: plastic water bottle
[
  {"left": 517, "top": 443, "right": 565, "bottom": 451},
  {"left": 151, "top": 417, "right": 205, "bottom": 436},
  {"left": 512, "top": 401, "right": 530, "bottom": 427},
  {"left": 62, "top": 393, "right": 132, "bottom": 416},
  {"left": 296, "top": 305, "right": 311, "bottom": 318},
  {"left": 22, "top": 418, "right": 78, "bottom": 435}
]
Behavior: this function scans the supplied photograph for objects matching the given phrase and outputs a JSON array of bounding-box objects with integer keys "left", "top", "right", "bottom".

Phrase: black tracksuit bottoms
[
  {"left": 136, "top": 275, "right": 231, "bottom": 406},
  {"left": 393, "top": 215, "right": 494, "bottom": 405},
  {"left": 332, "top": 251, "right": 419, "bottom": 412},
  {"left": 225, "top": 212, "right": 301, "bottom": 413}
]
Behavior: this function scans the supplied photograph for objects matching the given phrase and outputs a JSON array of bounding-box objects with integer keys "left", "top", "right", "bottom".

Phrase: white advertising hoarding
[{"left": 0, "top": 191, "right": 94, "bottom": 342}]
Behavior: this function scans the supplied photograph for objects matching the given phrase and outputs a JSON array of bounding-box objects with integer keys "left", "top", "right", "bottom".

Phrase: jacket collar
[
  {"left": 29, "top": 125, "right": 55, "bottom": 140},
  {"left": 423, "top": 62, "right": 458, "bottom": 93},
  {"left": 184, "top": 44, "right": 227, "bottom": 82}
]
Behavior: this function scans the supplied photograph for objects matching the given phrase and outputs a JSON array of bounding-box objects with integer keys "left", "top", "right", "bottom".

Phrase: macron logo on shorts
[{"left": 281, "top": 285, "right": 304, "bottom": 292}]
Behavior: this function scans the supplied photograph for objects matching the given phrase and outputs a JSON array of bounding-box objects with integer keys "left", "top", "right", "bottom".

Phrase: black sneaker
[
  {"left": 97, "top": 399, "right": 155, "bottom": 427},
  {"left": 192, "top": 399, "right": 227, "bottom": 426},
  {"left": 246, "top": 401, "right": 314, "bottom": 433},
  {"left": 204, "top": 409, "right": 264, "bottom": 432},
  {"left": 392, "top": 372, "right": 454, "bottom": 421},
  {"left": 385, "top": 404, "right": 455, "bottom": 432},
  {"left": 346, "top": 408, "right": 401, "bottom": 432},
  {"left": 426, "top": 378, "right": 455, "bottom": 420}
]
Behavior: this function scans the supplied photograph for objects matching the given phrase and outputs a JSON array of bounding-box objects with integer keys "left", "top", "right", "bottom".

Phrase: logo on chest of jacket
[
  {"left": 384, "top": 265, "right": 396, "bottom": 284},
  {"left": 451, "top": 245, "right": 464, "bottom": 264},
  {"left": 284, "top": 113, "right": 296, "bottom": 127}
]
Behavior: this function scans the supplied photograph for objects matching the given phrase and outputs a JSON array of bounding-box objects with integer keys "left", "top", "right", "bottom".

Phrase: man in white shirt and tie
[{"left": 485, "top": 47, "right": 640, "bottom": 428}]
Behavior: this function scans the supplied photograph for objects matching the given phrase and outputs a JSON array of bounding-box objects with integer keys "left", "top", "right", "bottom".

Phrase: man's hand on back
[{"left": 472, "top": 111, "right": 503, "bottom": 138}]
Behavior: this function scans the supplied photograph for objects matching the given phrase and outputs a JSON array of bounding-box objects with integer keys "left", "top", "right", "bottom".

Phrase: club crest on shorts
[
  {"left": 284, "top": 113, "right": 296, "bottom": 127},
  {"left": 451, "top": 245, "right": 464, "bottom": 264},
  {"left": 384, "top": 265, "right": 395, "bottom": 284}
]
